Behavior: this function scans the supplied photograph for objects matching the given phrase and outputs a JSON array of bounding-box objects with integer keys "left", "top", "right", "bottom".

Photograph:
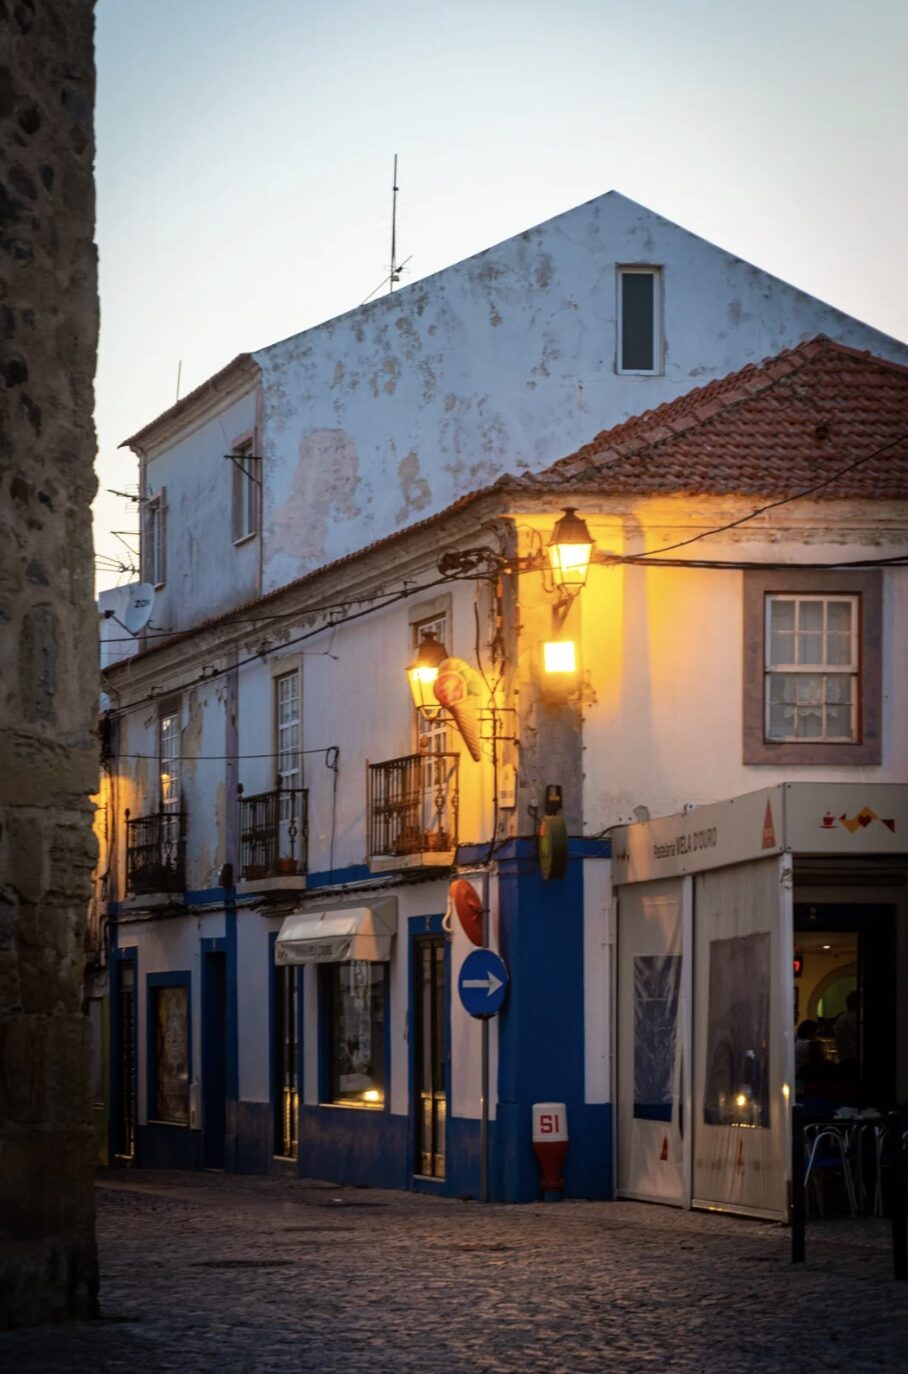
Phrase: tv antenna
[{"left": 361, "top": 155, "right": 412, "bottom": 305}]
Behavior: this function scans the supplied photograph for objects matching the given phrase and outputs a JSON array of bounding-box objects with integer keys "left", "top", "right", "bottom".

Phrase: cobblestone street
[{"left": 3, "top": 1171, "right": 907, "bottom": 1372}]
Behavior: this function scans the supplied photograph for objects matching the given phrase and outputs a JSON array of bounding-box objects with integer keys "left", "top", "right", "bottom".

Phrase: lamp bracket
[{"left": 478, "top": 706, "right": 518, "bottom": 743}]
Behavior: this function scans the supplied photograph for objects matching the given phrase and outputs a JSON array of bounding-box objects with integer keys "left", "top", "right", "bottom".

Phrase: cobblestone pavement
[{"left": 3, "top": 1170, "right": 907, "bottom": 1372}]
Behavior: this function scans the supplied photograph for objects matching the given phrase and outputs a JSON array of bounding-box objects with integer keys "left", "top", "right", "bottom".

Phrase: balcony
[
  {"left": 238, "top": 786, "right": 308, "bottom": 888},
  {"left": 367, "top": 752, "right": 459, "bottom": 872},
  {"left": 125, "top": 809, "right": 186, "bottom": 898}
]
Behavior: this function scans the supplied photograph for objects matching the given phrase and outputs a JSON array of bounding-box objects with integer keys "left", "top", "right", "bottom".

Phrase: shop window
[
  {"left": 148, "top": 973, "right": 191, "bottom": 1125},
  {"left": 742, "top": 570, "right": 881, "bottom": 765},
  {"left": 324, "top": 961, "right": 386, "bottom": 1108},
  {"left": 617, "top": 267, "right": 662, "bottom": 374}
]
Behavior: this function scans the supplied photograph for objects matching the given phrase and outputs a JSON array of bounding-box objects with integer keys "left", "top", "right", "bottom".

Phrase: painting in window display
[
  {"left": 633, "top": 954, "right": 681, "bottom": 1122},
  {"left": 331, "top": 962, "right": 385, "bottom": 1107},
  {"left": 154, "top": 985, "right": 189, "bottom": 1124},
  {"left": 703, "top": 932, "right": 770, "bottom": 1127}
]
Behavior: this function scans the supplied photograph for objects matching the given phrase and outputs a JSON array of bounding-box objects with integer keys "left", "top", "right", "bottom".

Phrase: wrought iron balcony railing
[
  {"left": 239, "top": 786, "right": 308, "bottom": 880},
  {"left": 125, "top": 809, "right": 186, "bottom": 896},
  {"left": 367, "top": 752, "right": 459, "bottom": 862}
]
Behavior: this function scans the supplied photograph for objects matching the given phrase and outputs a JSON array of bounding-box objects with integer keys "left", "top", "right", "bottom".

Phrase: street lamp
[
  {"left": 548, "top": 507, "right": 594, "bottom": 592},
  {"left": 405, "top": 630, "right": 448, "bottom": 718}
]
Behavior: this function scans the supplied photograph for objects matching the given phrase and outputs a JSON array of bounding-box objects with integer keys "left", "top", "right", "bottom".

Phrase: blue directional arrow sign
[{"left": 458, "top": 947, "right": 509, "bottom": 1019}]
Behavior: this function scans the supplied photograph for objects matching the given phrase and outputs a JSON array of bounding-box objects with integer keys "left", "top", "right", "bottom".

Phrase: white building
[{"left": 96, "top": 331, "right": 908, "bottom": 1211}]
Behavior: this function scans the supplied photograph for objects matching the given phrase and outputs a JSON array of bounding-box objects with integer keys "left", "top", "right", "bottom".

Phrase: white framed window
[
  {"left": 276, "top": 670, "right": 301, "bottom": 792},
  {"left": 159, "top": 709, "right": 181, "bottom": 811},
  {"left": 232, "top": 437, "right": 260, "bottom": 543},
  {"left": 764, "top": 595, "right": 859, "bottom": 742},
  {"left": 617, "top": 267, "right": 662, "bottom": 375},
  {"left": 145, "top": 489, "right": 167, "bottom": 587}
]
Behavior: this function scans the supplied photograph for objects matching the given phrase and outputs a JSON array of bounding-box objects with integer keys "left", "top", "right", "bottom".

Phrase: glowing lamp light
[
  {"left": 548, "top": 507, "right": 594, "bottom": 591},
  {"left": 363, "top": 1089, "right": 381, "bottom": 1103},
  {"left": 543, "top": 640, "right": 577, "bottom": 674},
  {"left": 406, "top": 630, "right": 449, "bottom": 718},
  {"left": 735, "top": 1093, "right": 748, "bottom": 1108}
]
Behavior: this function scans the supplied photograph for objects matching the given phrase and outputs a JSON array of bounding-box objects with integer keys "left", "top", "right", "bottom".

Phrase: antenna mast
[{"left": 390, "top": 154, "right": 400, "bottom": 292}]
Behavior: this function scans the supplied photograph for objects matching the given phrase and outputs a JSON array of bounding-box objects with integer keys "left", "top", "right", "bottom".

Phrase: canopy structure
[{"left": 274, "top": 899, "right": 397, "bottom": 964}]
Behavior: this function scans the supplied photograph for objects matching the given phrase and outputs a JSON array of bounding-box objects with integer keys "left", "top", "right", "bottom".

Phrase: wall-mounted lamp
[
  {"left": 406, "top": 630, "right": 448, "bottom": 718},
  {"left": 548, "top": 508, "right": 594, "bottom": 593},
  {"left": 543, "top": 640, "right": 577, "bottom": 675}
]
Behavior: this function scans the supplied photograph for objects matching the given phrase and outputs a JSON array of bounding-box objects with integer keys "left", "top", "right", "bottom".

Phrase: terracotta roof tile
[{"left": 523, "top": 337, "right": 908, "bottom": 499}]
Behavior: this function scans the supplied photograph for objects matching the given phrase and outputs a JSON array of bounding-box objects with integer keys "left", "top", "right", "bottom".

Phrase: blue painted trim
[
  {"left": 306, "top": 863, "right": 372, "bottom": 889},
  {"left": 184, "top": 886, "right": 228, "bottom": 905},
  {"left": 200, "top": 937, "right": 226, "bottom": 954},
  {"left": 407, "top": 913, "right": 449, "bottom": 1188},
  {"left": 268, "top": 932, "right": 278, "bottom": 1139},
  {"left": 225, "top": 895, "right": 238, "bottom": 1102},
  {"left": 145, "top": 970, "right": 192, "bottom": 1128}
]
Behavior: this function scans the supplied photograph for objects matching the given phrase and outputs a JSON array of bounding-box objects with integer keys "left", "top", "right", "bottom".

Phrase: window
[
  {"left": 325, "top": 961, "right": 386, "bottom": 1108},
  {"left": 145, "top": 488, "right": 167, "bottom": 586},
  {"left": 275, "top": 669, "right": 301, "bottom": 857},
  {"left": 160, "top": 709, "right": 181, "bottom": 811},
  {"left": 148, "top": 975, "right": 190, "bottom": 1125},
  {"left": 617, "top": 267, "right": 662, "bottom": 374},
  {"left": 742, "top": 570, "right": 881, "bottom": 765},
  {"left": 231, "top": 437, "right": 260, "bottom": 543},
  {"left": 765, "top": 595, "right": 858, "bottom": 742}
]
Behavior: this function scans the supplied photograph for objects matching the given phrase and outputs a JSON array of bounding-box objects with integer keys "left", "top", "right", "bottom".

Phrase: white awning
[{"left": 274, "top": 899, "right": 397, "bottom": 964}]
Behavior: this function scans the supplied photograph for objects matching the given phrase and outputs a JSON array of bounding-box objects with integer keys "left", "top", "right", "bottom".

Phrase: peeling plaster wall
[
  {"left": 141, "top": 387, "right": 259, "bottom": 632},
  {"left": 255, "top": 192, "right": 908, "bottom": 590}
]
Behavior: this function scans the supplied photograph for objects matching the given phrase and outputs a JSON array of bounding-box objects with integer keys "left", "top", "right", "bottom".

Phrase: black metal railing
[
  {"left": 238, "top": 786, "right": 308, "bottom": 880},
  {"left": 125, "top": 809, "right": 186, "bottom": 896},
  {"left": 367, "top": 753, "right": 459, "bottom": 861}
]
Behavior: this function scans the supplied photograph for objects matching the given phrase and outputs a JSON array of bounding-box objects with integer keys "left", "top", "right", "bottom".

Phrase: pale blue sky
[{"left": 94, "top": 0, "right": 908, "bottom": 585}]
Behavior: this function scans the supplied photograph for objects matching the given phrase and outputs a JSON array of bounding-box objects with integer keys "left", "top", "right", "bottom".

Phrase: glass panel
[
  {"left": 798, "top": 600, "right": 823, "bottom": 631},
  {"left": 768, "top": 702, "right": 792, "bottom": 738},
  {"left": 797, "top": 632, "right": 823, "bottom": 666},
  {"left": 826, "top": 674, "right": 852, "bottom": 705},
  {"left": 826, "top": 633, "right": 852, "bottom": 666},
  {"left": 825, "top": 704, "right": 853, "bottom": 738},
  {"left": 768, "top": 598, "right": 795, "bottom": 631},
  {"left": 621, "top": 272, "right": 655, "bottom": 370},
  {"left": 795, "top": 675, "right": 823, "bottom": 705},
  {"left": 769, "top": 631, "right": 795, "bottom": 667},
  {"left": 795, "top": 707, "right": 823, "bottom": 738},
  {"left": 827, "top": 600, "right": 853, "bottom": 632},
  {"left": 331, "top": 962, "right": 385, "bottom": 1107}
]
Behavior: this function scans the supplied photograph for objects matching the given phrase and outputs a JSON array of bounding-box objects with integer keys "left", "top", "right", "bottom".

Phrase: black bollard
[{"left": 791, "top": 1102, "right": 805, "bottom": 1264}]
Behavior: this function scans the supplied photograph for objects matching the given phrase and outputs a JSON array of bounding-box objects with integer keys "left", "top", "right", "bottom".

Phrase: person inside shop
[{"left": 795, "top": 1019, "right": 831, "bottom": 1099}]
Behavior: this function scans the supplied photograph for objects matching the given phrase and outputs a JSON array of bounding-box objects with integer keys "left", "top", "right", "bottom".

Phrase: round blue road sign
[{"left": 458, "top": 947, "right": 509, "bottom": 1019}]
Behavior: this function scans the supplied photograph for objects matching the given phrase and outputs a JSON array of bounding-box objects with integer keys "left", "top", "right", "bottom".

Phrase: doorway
[
  {"left": 201, "top": 949, "right": 227, "bottom": 1169},
  {"left": 414, "top": 935, "right": 447, "bottom": 1179},
  {"left": 113, "top": 952, "right": 137, "bottom": 1161},
  {"left": 794, "top": 903, "right": 897, "bottom": 1111}
]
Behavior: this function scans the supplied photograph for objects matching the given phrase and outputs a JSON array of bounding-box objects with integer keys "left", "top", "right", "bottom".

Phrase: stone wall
[{"left": 0, "top": 0, "right": 100, "bottom": 1328}]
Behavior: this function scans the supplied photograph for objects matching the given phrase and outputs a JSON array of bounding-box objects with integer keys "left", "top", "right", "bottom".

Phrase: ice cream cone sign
[{"left": 433, "top": 657, "right": 483, "bottom": 762}]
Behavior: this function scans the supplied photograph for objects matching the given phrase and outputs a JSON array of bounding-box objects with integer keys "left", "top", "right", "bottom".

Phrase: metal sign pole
[{"left": 481, "top": 896, "right": 490, "bottom": 1203}]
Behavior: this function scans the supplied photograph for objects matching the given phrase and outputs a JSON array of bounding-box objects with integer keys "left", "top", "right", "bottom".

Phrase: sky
[{"left": 93, "top": 0, "right": 908, "bottom": 588}]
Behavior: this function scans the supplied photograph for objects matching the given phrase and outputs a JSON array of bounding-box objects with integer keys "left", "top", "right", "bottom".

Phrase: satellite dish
[{"left": 123, "top": 583, "right": 155, "bottom": 635}]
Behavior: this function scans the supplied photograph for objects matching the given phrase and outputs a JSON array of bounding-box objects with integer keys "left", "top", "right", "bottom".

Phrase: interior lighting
[
  {"left": 735, "top": 1093, "right": 748, "bottom": 1108},
  {"left": 543, "top": 640, "right": 577, "bottom": 674},
  {"left": 362, "top": 1089, "right": 381, "bottom": 1103},
  {"left": 406, "top": 630, "right": 448, "bottom": 718},
  {"left": 548, "top": 507, "right": 594, "bottom": 591}
]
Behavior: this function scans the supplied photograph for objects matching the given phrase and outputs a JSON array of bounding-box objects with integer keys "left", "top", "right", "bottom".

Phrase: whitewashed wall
[
  {"left": 140, "top": 384, "right": 260, "bottom": 631},
  {"left": 569, "top": 506, "right": 908, "bottom": 829},
  {"left": 255, "top": 191, "right": 908, "bottom": 589}
]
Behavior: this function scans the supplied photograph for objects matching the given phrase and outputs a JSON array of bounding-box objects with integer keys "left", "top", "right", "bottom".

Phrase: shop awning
[{"left": 274, "top": 899, "right": 397, "bottom": 964}]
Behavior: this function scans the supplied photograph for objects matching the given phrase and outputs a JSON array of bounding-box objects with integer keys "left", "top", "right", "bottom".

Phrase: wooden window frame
[{"left": 742, "top": 569, "right": 882, "bottom": 765}]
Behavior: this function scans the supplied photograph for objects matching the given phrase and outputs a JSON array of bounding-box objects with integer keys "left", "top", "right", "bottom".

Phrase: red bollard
[{"left": 532, "top": 1102, "right": 568, "bottom": 1200}]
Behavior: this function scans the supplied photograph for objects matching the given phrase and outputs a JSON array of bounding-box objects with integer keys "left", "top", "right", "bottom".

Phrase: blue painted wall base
[{"left": 299, "top": 1106, "right": 409, "bottom": 1190}]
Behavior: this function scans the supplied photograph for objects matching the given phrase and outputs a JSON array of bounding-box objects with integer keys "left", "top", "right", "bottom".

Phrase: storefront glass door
[{"left": 415, "top": 936, "right": 446, "bottom": 1179}]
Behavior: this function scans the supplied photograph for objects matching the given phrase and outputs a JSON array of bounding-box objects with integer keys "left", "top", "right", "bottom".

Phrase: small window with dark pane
[{"left": 618, "top": 268, "right": 661, "bottom": 374}]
